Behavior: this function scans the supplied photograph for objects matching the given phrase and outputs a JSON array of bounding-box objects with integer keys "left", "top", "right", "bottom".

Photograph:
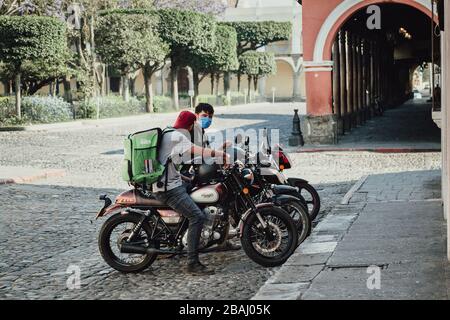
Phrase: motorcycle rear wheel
[
  {"left": 241, "top": 206, "right": 298, "bottom": 267},
  {"left": 98, "top": 213, "right": 158, "bottom": 273}
]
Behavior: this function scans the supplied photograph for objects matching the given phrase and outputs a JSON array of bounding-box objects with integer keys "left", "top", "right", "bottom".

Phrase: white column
[
  {"left": 445, "top": 1, "right": 450, "bottom": 261},
  {"left": 258, "top": 76, "right": 266, "bottom": 98},
  {"left": 293, "top": 70, "right": 301, "bottom": 101},
  {"left": 442, "top": 29, "right": 448, "bottom": 223},
  {"left": 187, "top": 67, "right": 194, "bottom": 93}
]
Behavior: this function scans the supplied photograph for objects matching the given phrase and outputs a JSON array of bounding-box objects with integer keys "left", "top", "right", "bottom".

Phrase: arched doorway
[
  {"left": 266, "top": 59, "right": 295, "bottom": 101},
  {"left": 313, "top": 0, "right": 436, "bottom": 63},
  {"left": 302, "top": 0, "right": 439, "bottom": 144}
]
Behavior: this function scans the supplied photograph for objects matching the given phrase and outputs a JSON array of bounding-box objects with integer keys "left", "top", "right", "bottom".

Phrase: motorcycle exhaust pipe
[
  {"left": 120, "top": 244, "right": 179, "bottom": 255},
  {"left": 120, "top": 243, "right": 148, "bottom": 255}
]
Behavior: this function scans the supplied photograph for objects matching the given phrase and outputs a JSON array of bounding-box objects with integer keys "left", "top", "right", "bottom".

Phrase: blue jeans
[{"left": 155, "top": 185, "right": 206, "bottom": 264}]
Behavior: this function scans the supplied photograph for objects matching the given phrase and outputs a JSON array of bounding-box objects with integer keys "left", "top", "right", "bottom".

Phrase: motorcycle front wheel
[
  {"left": 282, "top": 200, "right": 311, "bottom": 245},
  {"left": 241, "top": 206, "right": 298, "bottom": 268},
  {"left": 296, "top": 183, "right": 321, "bottom": 221},
  {"left": 98, "top": 212, "right": 158, "bottom": 273}
]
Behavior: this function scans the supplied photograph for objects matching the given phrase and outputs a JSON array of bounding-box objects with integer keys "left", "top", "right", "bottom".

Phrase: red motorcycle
[{"left": 259, "top": 129, "right": 321, "bottom": 221}]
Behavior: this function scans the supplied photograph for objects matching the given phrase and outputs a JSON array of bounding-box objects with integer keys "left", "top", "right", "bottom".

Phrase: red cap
[{"left": 173, "top": 110, "right": 197, "bottom": 130}]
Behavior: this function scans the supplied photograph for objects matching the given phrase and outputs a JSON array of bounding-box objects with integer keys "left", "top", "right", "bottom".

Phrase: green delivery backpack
[{"left": 121, "top": 127, "right": 174, "bottom": 187}]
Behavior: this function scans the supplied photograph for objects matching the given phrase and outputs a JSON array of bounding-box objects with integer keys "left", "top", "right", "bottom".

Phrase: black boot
[{"left": 186, "top": 260, "right": 215, "bottom": 275}]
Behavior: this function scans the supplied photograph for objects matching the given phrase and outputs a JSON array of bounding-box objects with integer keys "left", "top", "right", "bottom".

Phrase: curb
[
  {"left": 0, "top": 169, "right": 66, "bottom": 185},
  {"left": 294, "top": 147, "right": 441, "bottom": 153},
  {"left": 341, "top": 175, "right": 368, "bottom": 205},
  {"left": 0, "top": 126, "right": 26, "bottom": 132}
]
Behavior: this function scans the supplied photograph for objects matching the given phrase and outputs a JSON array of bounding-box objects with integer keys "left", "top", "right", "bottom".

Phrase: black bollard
[{"left": 288, "top": 109, "right": 305, "bottom": 147}]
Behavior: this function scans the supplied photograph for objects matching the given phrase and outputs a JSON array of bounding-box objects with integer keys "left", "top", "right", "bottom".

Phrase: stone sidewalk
[
  {"left": 0, "top": 166, "right": 65, "bottom": 185},
  {"left": 253, "top": 169, "right": 450, "bottom": 300}
]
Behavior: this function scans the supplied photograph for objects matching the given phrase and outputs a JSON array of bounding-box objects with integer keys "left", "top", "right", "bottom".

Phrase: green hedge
[
  {"left": 77, "top": 95, "right": 174, "bottom": 119},
  {"left": 21, "top": 96, "right": 72, "bottom": 123}
]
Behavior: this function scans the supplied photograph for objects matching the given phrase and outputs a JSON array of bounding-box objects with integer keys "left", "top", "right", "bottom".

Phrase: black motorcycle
[{"left": 229, "top": 136, "right": 311, "bottom": 244}]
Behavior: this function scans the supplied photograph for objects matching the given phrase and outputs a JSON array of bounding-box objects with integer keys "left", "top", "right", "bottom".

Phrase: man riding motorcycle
[
  {"left": 190, "top": 103, "right": 241, "bottom": 252},
  {"left": 153, "top": 110, "right": 230, "bottom": 275}
]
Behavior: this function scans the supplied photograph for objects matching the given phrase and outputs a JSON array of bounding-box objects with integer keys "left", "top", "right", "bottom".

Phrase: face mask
[{"left": 200, "top": 117, "right": 212, "bottom": 129}]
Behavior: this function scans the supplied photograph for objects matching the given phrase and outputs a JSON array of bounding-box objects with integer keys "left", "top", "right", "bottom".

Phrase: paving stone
[
  {"left": 297, "top": 242, "right": 338, "bottom": 255},
  {"left": 268, "top": 265, "right": 324, "bottom": 284},
  {"left": 252, "top": 283, "right": 309, "bottom": 300},
  {"left": 285, "top": 253, "right": 332, "bottom": 266}
]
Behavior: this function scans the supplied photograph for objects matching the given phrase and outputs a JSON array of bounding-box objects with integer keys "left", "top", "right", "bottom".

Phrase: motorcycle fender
[
  {"left": 238, "top": 203, "right": 276, "bottom": 237},
  {"left": 96, "top": 203, "right": 123, "bottom": 219},
  {"left": 272, "top": 184, "right": 299, "bottom": 195},
  {"left": 287, "top": 177, "right": 309, "bottom": 186},
  {"left": 272, "top": 194, "right": 302, "bottom": 206}
]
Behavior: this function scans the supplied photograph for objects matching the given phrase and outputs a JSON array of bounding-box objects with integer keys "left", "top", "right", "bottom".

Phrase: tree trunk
[
  {"left": 143, "top": 69, "right": 154, "bottom": 113},
  {"left": 122, "top": 74, "right": 130, "bottom": 102},
  {"left": 247, "top": 75, "right": 252, "bottom": 102},
  {"left": 253, "top": 77, "right": 259, "bottom": 102},
  {"left": 9, "top": 80, "right": 13, "bottom": 96},
  {"left": 237, "top": 73, "right": 241, "bottom": 92},
  {"left": 98, "top": 64, "right": 106, "bottom": 96},
  {"left": 193, "top": 71, "right": 200, "bottom": 107},
  {"left": 170, "top": 63, "right": 179, "bottom": 110},
  {"left": 254, "top": 76, "right": 259, "bottom": 91},
  {"left": 130, "top": 77, "right": 136, "bottom": 97},
  {"left": 210, "top": 73, "right": 215, "bottom": 95},
  {"left": 63, "top": 76, "right": 73, "bottom": 104},
  {"left": 49, "top": 81, "right": 56, "bottom": 97},
  {"left": 89, "top": 16, "right": 99, "bottom": 97},
  {"left": 15, "top": 73, "right": 21, "bottom": 119},
  {"left": 224, "top": 72, "right": 231, "bottom": 96},
  {"left": 215, "top": 73, "right": 220, "bottom": 96},
  {"left": 55, "top": 79, "right": 60, "bottom": 96}
]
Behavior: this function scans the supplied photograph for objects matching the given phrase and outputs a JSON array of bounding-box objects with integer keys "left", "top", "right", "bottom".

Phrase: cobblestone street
[{"left": 0, "top": 102, "right": 442, "bottom": 299}]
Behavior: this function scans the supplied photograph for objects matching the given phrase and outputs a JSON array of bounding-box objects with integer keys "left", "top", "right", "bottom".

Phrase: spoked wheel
[
  {"left": 241, "top": 206, "right": 298, "bottom": 267},
  {"left": 297, "top": 183, "right": 321, "bottom": 221},
  {"left": 98, "top": 213, "right": 158, "bottom": 273},
  {"left": 282, "top": 201, "right": 311, "bottom": 245}
]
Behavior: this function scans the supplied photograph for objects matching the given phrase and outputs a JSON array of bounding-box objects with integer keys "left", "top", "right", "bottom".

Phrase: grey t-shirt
[{"left": 152, "top": 129, "right": 193, "bottom": 192}]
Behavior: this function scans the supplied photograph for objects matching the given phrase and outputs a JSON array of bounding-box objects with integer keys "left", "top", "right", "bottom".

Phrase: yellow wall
[{"left": 266, "top": 60, "right": 294, "bottom": 98}]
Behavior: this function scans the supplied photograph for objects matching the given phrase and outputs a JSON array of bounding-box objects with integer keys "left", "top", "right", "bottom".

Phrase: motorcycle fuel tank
[
  {"left": 260, "top": 167, "right": 288, "bottom": 184},
  {"left": 190, "top": 184, "right": 223, "bottom": 204}
]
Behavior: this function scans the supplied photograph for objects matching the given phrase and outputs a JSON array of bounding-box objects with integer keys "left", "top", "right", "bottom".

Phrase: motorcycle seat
[
  {"left": 135, "top": 192, "right": 167, "bottom": 207},
  {"left": 115, "top": 189, "right": 168, "bottom": 207}
]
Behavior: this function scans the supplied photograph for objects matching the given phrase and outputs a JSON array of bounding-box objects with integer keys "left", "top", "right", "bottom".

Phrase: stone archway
[
  {"left": 302, "top": 0, "right": 438, "bottom": 144},
  {"left": 312, "top": 0, "right": 436, "bottom": 64}
]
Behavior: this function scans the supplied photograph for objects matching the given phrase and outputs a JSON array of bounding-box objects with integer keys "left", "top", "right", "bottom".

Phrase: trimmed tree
[
  {"left": 152, "top": 0, "right": 227, "bottom": 15},
  {"left": 0, "top": 15, "right": 67, "bottom": 119},
  {"left": 239, "top": 51, "right": 276, "bottom": 101},
  {"left": 156, "top": 8, "right": 216, "bottom": 109},
  {"left": 184, "top": 24, "right": 239, "bottom": 105},
  {"left": 222, "top": 21, "right": 291, "bottom": 92},
  {"left": 96, "top": 12, "right": 169, "bottom": 111}
]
